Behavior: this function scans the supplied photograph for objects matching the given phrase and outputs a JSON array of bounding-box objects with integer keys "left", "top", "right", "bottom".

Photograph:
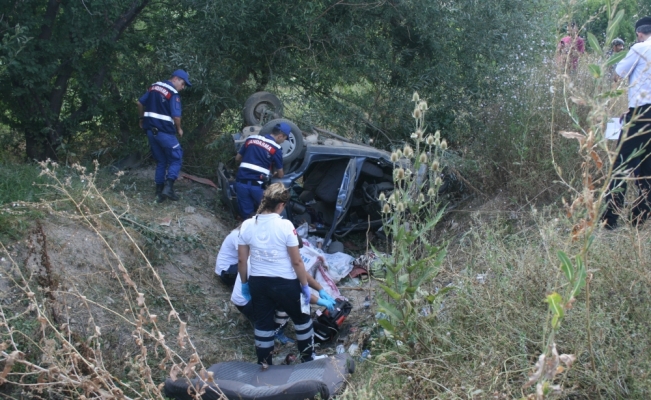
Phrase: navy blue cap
[
  {"left": 275, "top": 122, "right": 292, "bottom": 136},
  {"left": 172, "top": 69, "right": 192, "bottom": 87}
]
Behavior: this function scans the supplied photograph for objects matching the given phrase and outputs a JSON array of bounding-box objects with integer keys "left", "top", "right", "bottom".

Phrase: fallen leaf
[
  {"left": 0, "top": 351, "right": 24, "bottom": 383},
  {"left": 199, "top": 369, "right": 214, "bottom": 383},
  {"left": 570, "top": 96, "right": 587, "bottom": 106},
  {"left": 590, "top": 151, "right": 603, "bottom": 169},
  {"left": 559, "top": 131, "right": 585, "bottom": 140},
  {"left": 137, "top": 293, "right": 145, "bottom": 307},
  {"left": 183, "top": 353, "right": 200, "bottom": 377},
  {"left": 169, "top": 364, "right": 182, "bottom": 381},
  {"left": 177, "top": 321, "right": 188, "bottom": 349},
  {"left": 559, "top": 354, "right": 576, "bottom": 368}
]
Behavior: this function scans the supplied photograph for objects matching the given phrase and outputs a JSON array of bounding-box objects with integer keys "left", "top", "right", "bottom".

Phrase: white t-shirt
[
  {"left": 238, "top": 213, "right": 299, "bottom": 280},
  {"left": 616, "top": 36, "right": 651, "bottom": 108},
  {"left": 215, "top": 229, "right": 239, "bottom": 275}
]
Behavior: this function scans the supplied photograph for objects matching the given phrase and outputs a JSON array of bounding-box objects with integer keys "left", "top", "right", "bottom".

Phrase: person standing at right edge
[
  {"left": 603, "top": 17, "right": 651, "bottom": 229},
  {"left": 137, "top": 70, "right": 191, "bottom": 203},
  {"left": 237, "top": 183, "right": 325, "bottom": 365}
]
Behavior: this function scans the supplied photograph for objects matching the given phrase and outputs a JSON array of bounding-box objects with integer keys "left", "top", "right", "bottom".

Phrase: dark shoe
[
  {"left": 155, "top": 183, "right": 166, "bottom": 203},
  {"left": 161, "top": 179, "right": 179, "bottom": 201}
]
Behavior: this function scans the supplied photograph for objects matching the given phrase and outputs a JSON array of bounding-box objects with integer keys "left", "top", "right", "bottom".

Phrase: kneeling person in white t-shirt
[{"left": 215, "top": 227, "right": 241, "bottom": 286}]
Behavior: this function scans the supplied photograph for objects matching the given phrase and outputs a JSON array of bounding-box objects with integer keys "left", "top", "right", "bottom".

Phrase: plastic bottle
[
  {"left": 336, "top": 344, "right": 345, "bottom": 354},
  {"left": 360, "top": 349, "right": 371, "bottom": 361},
  {"left": 347, "top": 343, "right": 359, "bottom": 356}
]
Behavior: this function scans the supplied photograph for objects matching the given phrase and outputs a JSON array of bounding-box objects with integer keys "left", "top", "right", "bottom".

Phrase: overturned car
[{"left": 216, "top": 92, "right": 462, "bottom": 249}]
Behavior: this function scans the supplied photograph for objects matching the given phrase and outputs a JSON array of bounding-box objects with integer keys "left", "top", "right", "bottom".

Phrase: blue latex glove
[
  {"left": 318, "top": 289, "right": 335, "bottom": 303},
  {"left": 301, "top": 284, "right": 311, "bottom": 306},
  {"left": 241, "top": 282, "right": 252, "bottom": 302},
  {"left": 316, "top": 297, "right": 336, "bottom": 311}
]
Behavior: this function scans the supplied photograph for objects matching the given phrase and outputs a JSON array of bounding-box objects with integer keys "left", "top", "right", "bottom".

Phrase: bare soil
[{"left": 0, "top": 165, "right": 385, "bottom": 388}]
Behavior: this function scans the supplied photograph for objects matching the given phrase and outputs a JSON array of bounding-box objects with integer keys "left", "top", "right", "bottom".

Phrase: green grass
[
  {"left": 0, "top": 162, "right": 46, "bottom": 204},
  {"left": 0, "top": 162, "right": 47, "bottom": 242}
]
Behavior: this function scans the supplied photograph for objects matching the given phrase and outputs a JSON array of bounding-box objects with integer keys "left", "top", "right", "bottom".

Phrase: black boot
[
  {"left": 155, "top": 183, "right": 166, "bottom": 203},
  {"left": 161, "top": 179, "right": 179, "bottom": 201}
]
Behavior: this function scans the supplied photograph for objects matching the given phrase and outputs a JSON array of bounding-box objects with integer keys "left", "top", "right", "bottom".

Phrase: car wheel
[
  {"left": 260, "top": 118, "right": 305, "bottom": 164},
  {"left": 243, "top": 92, "right": 283, "bottom": 126},
  {"left": 216, "top": 163, "right": 239, "bottom": 219}
]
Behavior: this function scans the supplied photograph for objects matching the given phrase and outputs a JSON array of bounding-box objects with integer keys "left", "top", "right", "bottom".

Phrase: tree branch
[
  {"left": 107, "top": 0, "right": 151, "bottom": 43},
  {"left": 38, "top": 0, "right": 62, "bottom": 41}
]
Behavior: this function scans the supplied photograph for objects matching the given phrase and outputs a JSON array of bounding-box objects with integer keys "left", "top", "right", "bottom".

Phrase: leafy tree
[
  {"left": 573, "top": 0, "right": 637, "bottom": 45},
  {"left": 172, "top": 0, "right": 559, "bottom": 146},
  {"left": 637, "top": 0, "right": 651, "bottom": 17},
  {"left": 0, "top": 23, "right": 29, "bottom": 76},
  {"left": 0, "top": 0, "right": 175, "bottom": 161},
  {"left": 0, "top": 0, "right": 558, "bottom": 161}
]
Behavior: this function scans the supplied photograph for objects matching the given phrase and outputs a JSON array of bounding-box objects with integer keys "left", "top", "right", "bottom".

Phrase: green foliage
[
  {"left": 0, "top": 162, "right": 46, "bottom": 242},
  {"left": 0, "top": 23, "right": 30, "bottom": 76},
  {"left": 0, "top": 0, "right": 560, "bottom": 166},
  {"left": 374, "top": 94, "right": 448, "bottom": 340},
  {"left": 574, "top": 0, "right": 637, "bottom": 44}
]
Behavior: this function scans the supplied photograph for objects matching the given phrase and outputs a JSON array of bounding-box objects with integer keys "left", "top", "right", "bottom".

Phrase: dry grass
[
  {"left": 341, "top": 209, "right": 651, "bottom": 399},
  {"left": 0, "top": 161, "right": 246, "bottom": 398}
]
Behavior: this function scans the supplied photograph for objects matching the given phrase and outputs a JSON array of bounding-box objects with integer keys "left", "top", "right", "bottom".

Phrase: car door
[{"left": 323, "top": 157, "right": 361, "bottom": 249}]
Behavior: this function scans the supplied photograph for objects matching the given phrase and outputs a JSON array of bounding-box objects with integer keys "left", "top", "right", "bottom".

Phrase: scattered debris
[
  {"left": 179, "top": 172, "right": 218, "bottom": 189},
  {"left": 159, "top": 217, "right": 172, "bottom": 227},
  {"left": 347, "top": 343, "right": 359, "bottom": 356}
]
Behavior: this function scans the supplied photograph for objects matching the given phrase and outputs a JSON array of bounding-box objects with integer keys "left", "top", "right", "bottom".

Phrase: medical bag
[{"left": 313, "top": 299, "right": 353, "bottom": 343}]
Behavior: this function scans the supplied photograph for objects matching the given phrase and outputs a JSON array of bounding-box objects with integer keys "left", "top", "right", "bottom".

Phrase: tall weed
[
  {"left": 374, "top": 93, "right": 448, "bottom": 343},
  {"left": 0, "top": 161, "right": 222, "bottom": 398}
]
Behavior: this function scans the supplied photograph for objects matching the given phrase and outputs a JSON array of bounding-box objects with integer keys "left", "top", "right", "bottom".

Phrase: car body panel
[{"left": 323, "top": 157, "right": 358, "bottom": 246}]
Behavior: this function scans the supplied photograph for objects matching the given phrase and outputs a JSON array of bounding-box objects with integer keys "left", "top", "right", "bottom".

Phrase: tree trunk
[
  {"left": 109, "top": 80, "right": 134, "bottom": 148},
  {"left": 25, "top": 129, "right": 58, "bottom": 162}
]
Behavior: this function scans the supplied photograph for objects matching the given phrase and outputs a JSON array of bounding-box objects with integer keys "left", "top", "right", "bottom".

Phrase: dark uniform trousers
[
  {"left": 603, "top": 105, "right": 651, "bottom": 226},
  {"left": 249, "top": 276, "right": 314, "bottom": 364}
]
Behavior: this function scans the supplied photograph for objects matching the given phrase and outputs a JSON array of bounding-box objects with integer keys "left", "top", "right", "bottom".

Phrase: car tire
[
  {"left": 260, "top": 118, "right": 305, "bottom": 164},
  {"left": 243, "top": 92, "right": 283, "bottom": 126}
]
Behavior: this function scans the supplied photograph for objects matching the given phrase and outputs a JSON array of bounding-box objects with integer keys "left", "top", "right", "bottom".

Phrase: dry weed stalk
[
  {"left": 0, "top": 160, "right": 226, "bottom": 399},
  {"left": 522, "top": 6, "right": 639, "bottom": 398}
]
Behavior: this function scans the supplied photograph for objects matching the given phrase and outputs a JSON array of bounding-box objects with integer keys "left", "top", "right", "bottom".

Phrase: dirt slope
[{"left": 0, "top": 165, "right": 380, "bottom": 397}]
